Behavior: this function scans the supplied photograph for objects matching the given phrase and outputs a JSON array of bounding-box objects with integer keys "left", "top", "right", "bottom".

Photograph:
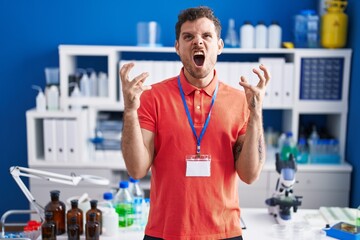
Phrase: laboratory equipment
[
  {"left": 85, "top": 212, "right": 100, "bottom": 240},
  {"left": 67, "top": 199, "right": 83, "bottom": 235},
  {"left": 265, "top": 153, "right": 302, "bottom": 225},
  {"left": 114, "top": 181, "right": 134, "bottom": 228},
  {"left": 240, "top": 21, "right": 254, "bottom": 48},
  {"left": 137, "top": 21, "right": 162, "bottom": 47},
  {"left": 32, "top": 85, "right": 46, "bottom": 112},
  {"left": 255, "top": 21, "right": 267, "bottom": 49},
  {"left": 9, "top": 166, "right": 109, "bottom": 222},
  {"left": 224, "top": 18, "right": 239, "bottom": 48},
  {"left": 268, "top": 21, "right": 282, "bottom": 48},
  {"left": 41, "top": 212, "right": 56, "bottom": 240},
  {"left": 67, "top": 216, "right": 80, "bottom": 240},
  {"left": 85, "top": 200, "right": 102, "bottom": 235},
  {"left": 44, "top": 190, "right": 66, "bottom": 235},
  {"left": 325, "top": 221, "right": 360, "bottom": 240}
]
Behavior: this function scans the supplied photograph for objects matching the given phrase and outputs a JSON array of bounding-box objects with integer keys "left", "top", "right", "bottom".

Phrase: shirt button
[
  {"left": 196, "top": 105, "right": 200, "bottom": 110},
  {"left": 196, "top": 90, "right": 200, "bottom": 94}
]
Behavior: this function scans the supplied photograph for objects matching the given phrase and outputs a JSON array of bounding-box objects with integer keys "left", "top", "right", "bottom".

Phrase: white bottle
[
  {"left": 89, "top": 70, "right": 98, "bottom": 97},
  {"left": 80, "top": 72, "right": 90, "bottom": 97},
  {"left": 255, "top": 21, "right": 268, "bottom": 48},
  {"left": 98, "top": 72, "right": 108, "bottom": 97},
  {"left": 268, "top": 21, "right": 282, "bottom": 48},
  {"left": 240, "top": 21, "right": 254, "bottom": 49},
  {"left": 70, "top": 82, "right": 82, "bottom": 111},
  {"left": 46, "top": 85, "right": 59, "bottom": 111},
  {"left": 129, "top": 177, "right": 144, "bottom": 230},
  {"left": 99, "top": 192, "right": 118, "bottom": 237},
  {"left": 32, "top": 85, "right": 46, "bottom": 112}
]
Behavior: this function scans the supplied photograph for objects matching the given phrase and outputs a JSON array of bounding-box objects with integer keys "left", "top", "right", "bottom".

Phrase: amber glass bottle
[
  {"left": 67, "top": 216, "right": 80, "bottom": 240},
  {"left": 45, "top": 190, "right": 66, "bottom": 235},
  {"left": 67, "top": 199, "right": 84, "bottom": 234},
  {"left": 86, "top": 212, "right": 100, "bottom": 240},
  {"left": 86, "top": 200, "right": 102, "bottom": 234},
  {"left": 41, "top": 211, "right": 57, "bottom": 240}
]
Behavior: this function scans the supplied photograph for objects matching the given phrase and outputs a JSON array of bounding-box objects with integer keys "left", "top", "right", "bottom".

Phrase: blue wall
[{"left": 1, "top": 0, "right": 359, "bottom": 219}]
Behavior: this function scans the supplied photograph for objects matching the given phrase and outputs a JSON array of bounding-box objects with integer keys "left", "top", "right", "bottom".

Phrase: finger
[
  {"left": 119, "top": 62, "right": 135, "bottom": 84},
  {"left": 130, "top": 72, "right": 150, "bottom": 87},
  {"left": 259, "top": 64, "right": 271, "bottom": 85},
  {"left": 239, "top": 76, "right": 252, "bottom": 88},
  {"left": 252, "top": 67, "right": 266, "bottom": 88}
]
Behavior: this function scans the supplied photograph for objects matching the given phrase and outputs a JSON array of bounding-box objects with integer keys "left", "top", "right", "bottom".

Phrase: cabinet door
[{"left": 238, "top": 171, "right": 269, "bottom": 208}]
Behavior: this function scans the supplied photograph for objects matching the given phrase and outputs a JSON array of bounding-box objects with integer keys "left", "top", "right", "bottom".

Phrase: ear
[
  {"left": 175, "top": 40, "right": 180, "bottom": 55},
  {"left": 217, "top": 38, "right": 224, "bottom": 55}
]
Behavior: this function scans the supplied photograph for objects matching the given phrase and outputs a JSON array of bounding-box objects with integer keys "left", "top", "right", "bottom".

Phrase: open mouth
[{"left": 193, "top": 51, "right": 205, "bottom": 67}]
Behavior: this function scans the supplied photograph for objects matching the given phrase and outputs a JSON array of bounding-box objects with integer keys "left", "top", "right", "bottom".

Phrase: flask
[
  {"left": 240, "top": 21, "right": 254, "bottom": 49},
  {"left": 280, "top": 131, "right": 297, "bottom": 161},
  {"left": 296, "top": 137, "right": 309, "bottom": 164},
  {"left": 41, "top": 211, "right": 57, "bottom": 240},
  {"left": 44, "top": 190, "right": 66, "bottom": 235},
  {"left": 67, "top": 199, "right": 83, "bottom": 235},
  {"left": 321, "top": 0, "right": 348, "bottom": 48},
  {"left": 86, "top": 200, "right": 102, "bottom": 234},
  {"left": 268, "top": 21, "right": 282, "bottom": 48},
  {"left": 32, "top": 85, "right": 46, "bottom": 112},
  {"left": 129, "top": 177, "right": 145, "bottom": 230},
  {"left": 85, "top": 212, "right": 100, "bottom": 240},
  {"left": 255, "top": 21, "right": 267, "bottom": 48},
  {"left": 45, "top": 85, "right": 59, "bottom": 111},
  {"left": 114, "top": 181, "right": 134, "bottom": 228},
  {"left": 67, "top": 216, "right": 80, "bottom": 240},
  {"left": 224, "top": 18, "right": 239, "bottom": 48}
]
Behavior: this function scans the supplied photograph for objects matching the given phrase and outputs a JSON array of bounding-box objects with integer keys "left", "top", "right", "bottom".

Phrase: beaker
[
  {"left": 45, "top": 67, "right": 59, "bottom": 86},
  {"left": 137, "top": 21, "right": 162, "bottom": 47}
]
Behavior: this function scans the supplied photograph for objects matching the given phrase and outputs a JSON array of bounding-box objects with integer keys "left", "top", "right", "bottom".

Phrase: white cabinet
[{"left": 26, "top": 45, "right": 352, "bottom": 208}]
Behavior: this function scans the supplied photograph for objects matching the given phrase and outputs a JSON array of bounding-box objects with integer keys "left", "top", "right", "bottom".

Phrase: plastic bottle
[
  {"left": 141, "top": 198, "right": 150, "bottom": 229},
  {"left": 85, "top": 212, "right": 100, "bottom": 240},
  {"left": 321, "top": 0, "right": 348, "bottom": 48},
  {"left": 86, "top": 200, "right": 102, "bottom": 235},
  {"left": 129, "top": 177, "right": 145, "bottom": 230},
  {"left": 268, "top": 21, "right": 282, "bottom": 48},
  {"left": 224, "top": 18, "right": 239, "bottom": 48},
  {"left": 67, "top": 199, "right": 83, "bottom": 235},
  {"left": 41, "top": 211, "right": 57, "bottom": 240},
  {"left": 46, "top": 85, "right": 59, "bottom": 111},
  {"left": 89, "top": 70, "right": 98, "bottom": 97},
  {"left": 97, "top": 72, "right": 108, "bottom": 97},
  {"left": 296, "top": 137, "right": 309, "bottom": 164},
  {"left": 356, "top": 205, "right": 360, "bottom": 227},
  {"left": 67, "top": 216, "right": 80, "bottom": 240},
  {"left": 114, "top": 181, "right": 134, "bottom": 228},
  {"left": 255, "top": 21, "right": 268, "bottom": 48},
  {"left": 240, "top": 21, "right": 254, "bottom": 49},
  {"left": 44, "top": 190, "right": 66, "bottom": 235},
  {"left": 294, "top": 10, "right": 319, "bottom": 48},
  {"left": 32, "top": 85, "right": 46, "bottom": 112},
  {"left": 280, "top": 131, "right": 298, "bottom": 161},
  {"left": 80, "top": 72, "right": 90, "bottom": 97},
  {"left": 70, "top": 82, "right": 82, "bottom": 111}
]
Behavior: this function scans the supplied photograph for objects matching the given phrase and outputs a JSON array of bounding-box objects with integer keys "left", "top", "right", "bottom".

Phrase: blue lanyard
[{"left": 177, "top": 76, "right": 219, "bottom": 155}]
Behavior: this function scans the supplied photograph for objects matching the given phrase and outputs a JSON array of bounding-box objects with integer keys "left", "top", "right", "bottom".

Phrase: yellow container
[{"left": 321, "top": 0, "right": 348, "bottom": 48}]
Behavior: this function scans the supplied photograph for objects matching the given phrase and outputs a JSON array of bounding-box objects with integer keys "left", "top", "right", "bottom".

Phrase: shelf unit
[{"left": 26, "top": 45, "right": 352, "bottom": 208}]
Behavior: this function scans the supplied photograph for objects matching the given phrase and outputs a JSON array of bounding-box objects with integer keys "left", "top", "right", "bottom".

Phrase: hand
[
  {"left": 239, "top": 64, "right": 270, "bottom": 113},
  {"left": 119, "top": 62, "right": 152, "bottom": 111}
]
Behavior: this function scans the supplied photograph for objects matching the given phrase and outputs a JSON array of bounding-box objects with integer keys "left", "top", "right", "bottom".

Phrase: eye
[{"left": 183, "top": 34, "right": 193, "bottom": 41}]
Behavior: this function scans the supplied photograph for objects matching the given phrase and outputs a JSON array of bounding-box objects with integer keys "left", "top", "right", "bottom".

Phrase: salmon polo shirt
[{"left": 138, "top": 69, "right": 250, "bottom": 240}]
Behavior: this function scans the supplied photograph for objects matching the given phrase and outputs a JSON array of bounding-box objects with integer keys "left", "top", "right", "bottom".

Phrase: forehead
[{"left": 180, "top": 17, "right": 217, "bottom": 35}]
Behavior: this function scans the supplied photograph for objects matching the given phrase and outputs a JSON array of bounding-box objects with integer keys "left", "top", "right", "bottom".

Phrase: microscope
[{"left": 265, "top": 153, "right": 302, "bottom": 225}]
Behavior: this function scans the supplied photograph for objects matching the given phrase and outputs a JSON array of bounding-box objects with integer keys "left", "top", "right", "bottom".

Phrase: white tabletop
[{"left": 41, "top": 208, "right": 337, "bottom": 239}]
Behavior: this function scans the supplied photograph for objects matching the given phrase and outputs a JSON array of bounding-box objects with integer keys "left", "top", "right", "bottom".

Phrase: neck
[{"left": 183, "top": 69, "right": 214, "bottom": 88}]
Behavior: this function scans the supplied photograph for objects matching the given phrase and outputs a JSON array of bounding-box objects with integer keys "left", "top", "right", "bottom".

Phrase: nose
[{"left": 193, "top": 35, "right": 203, "bottom": 46}]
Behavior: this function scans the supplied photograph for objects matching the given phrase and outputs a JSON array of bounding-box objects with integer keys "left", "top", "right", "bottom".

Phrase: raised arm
[
  {"left": 120, "top": 62, "right": 154, "bottom": 179},
  {"left": 234, "top": 64, "right": 270, "bottom": 184}
]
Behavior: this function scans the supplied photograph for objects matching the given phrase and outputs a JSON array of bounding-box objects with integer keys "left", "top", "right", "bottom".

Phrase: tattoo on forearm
[
  {"left": 258, "top": 135, "right": 264, "bottom": 162},
  {"left": 251, "top": 97, "right": 256, "bottom": 108}
]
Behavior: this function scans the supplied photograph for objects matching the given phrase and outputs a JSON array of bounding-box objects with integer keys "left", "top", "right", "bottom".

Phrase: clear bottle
[
  {"left": 294, "top": 10, "right": 319, "bottom": 48},
  {"left": 44, "top": 190, "right": 66, "bottom": 235},
  {"left": 41, "top": 211, "right": 57, "bottom": 240},
  {"left": 67, "top": 199, "right": 83, "bottom": 235},
  {"left": 296, "top": 137, "right": 309, "bottom": 164},
  {"left": 224, "top": 18, "right": 239, "bottom": 48},
  {"left": 255, "top": 21, "right": 268, "bottom": 48},
  {"left": 240, "top": 21, "right": 254, "bottom": 49},
  {"left": 86, "top": 200, "right": 102, "bottom": 235},
  {"left": 32, "top": 85, "right": 46, "bottom": 112},
  {"left": 114, "top": 181, "right": 134, "bottom": 228},
  {"left": 129, "top": 177, "right": 145, "bottom": 230},
  {"left": 141, "top": 198, "right": 150, "bottom": 229},
  {"left": 85, "top": 212, "right": 100, "bottom": 240},
  {"left": 67, "top": 216, "right": 80, "bottom": 240},
  {"left": 268, "top": 21, "right": 282, "bottom": 48},
  {"left": 280, "top": 131, "right": 297, "bottom": 161},
  {"left": 45, "top": 85, "right": 60, "bottom": 111},
  {"left": 70, "top": 82, "right": 83, "bottom": 111}
]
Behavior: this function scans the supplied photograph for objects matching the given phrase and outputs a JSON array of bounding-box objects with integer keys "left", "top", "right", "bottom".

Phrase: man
[{"left": 120, "top": 6, "right": 270, "bottom": 240}]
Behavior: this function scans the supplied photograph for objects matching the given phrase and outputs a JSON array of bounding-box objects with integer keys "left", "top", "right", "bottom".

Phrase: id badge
[{"left": 185, "top": 154, "right": 211, "bottom": 177}]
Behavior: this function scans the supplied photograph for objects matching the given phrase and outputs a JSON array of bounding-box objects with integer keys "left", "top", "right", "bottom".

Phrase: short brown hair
[{"left": 175, "top": 6, "right": 222, "bottom": 40}]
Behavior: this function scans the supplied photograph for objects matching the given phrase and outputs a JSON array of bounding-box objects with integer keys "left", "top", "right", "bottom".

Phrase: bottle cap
[
  {"left": 103, "top": 192, "right": 113, "bottom": 201},
  {"left": 129, "top": 177, "right": 140, "bottom": 183},
  {"left": 119, "top": 181, "right": 129, "bottom": 188},
  {"left": 90, "top": 199, "right": 98, "bottom": 207},
  {"left": 50, "top": 190, "right": 60, "bottom": 197}
]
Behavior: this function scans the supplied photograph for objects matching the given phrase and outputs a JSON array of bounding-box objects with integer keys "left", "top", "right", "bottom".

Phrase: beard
[{"left": 179, "top": 55, "right": 217, "bottom": 80}]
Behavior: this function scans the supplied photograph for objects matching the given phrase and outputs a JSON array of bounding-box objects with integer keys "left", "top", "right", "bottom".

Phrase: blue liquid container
[{"left": 294, "top": 10, "right": 320, "bottom": 48}]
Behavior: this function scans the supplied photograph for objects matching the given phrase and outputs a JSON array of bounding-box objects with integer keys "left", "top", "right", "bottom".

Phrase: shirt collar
[{"left": 179, "top": 68, "right": 219, "bottom": 96}]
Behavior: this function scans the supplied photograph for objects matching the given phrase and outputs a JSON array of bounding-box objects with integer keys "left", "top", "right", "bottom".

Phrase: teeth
[{"left": 194, "top": 51, "right": 204, "bottom": 56}]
